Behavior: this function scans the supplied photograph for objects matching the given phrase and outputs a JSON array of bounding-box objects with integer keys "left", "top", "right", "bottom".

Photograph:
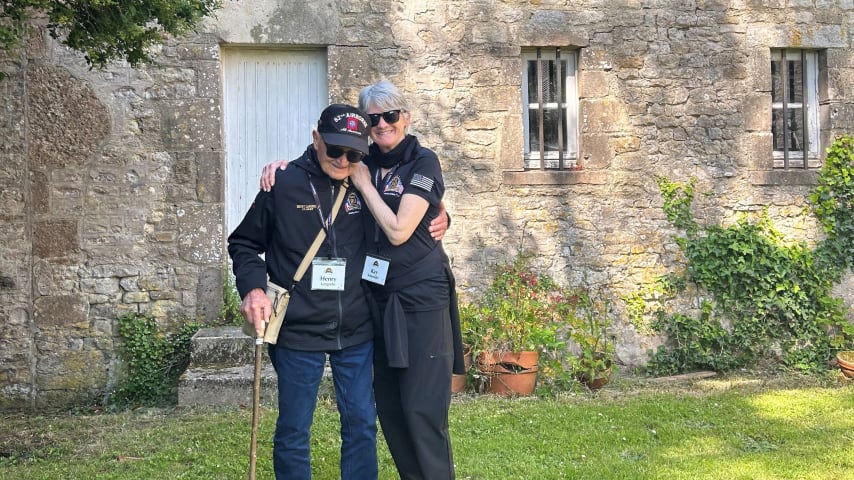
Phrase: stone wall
[
  {"left": 0, "top": 22, "right": 225, "bottom": 410},
  {"left": 1, "top": 1, "right": 853, "bottom": 409}
]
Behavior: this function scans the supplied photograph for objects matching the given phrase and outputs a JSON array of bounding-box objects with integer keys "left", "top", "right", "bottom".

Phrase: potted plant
[
  {"left": 452, "top": 301, "right": 480, "bottom": 393},
  {"left": 556, "top": 286, "right": 617, "bottom": 390},
  {"left": 471, "top": 251, "right": 565, "bottom": 396}
]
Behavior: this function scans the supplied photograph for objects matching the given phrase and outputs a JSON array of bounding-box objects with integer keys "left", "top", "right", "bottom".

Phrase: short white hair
[{"left": 358, "top": 80, "right": 410, "bottom": 113}]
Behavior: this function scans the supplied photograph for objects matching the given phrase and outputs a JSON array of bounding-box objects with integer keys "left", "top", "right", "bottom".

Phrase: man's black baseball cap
[{"left": 317, "top": 104, "right": 371, "bottom": 155}]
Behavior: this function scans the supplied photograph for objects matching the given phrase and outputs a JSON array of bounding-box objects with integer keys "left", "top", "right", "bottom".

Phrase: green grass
[{"left": 2, "top": 372, "right": 853, "bottom": 479}]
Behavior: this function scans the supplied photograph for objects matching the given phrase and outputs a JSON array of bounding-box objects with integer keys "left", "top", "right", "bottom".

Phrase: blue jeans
[{"left": 268, "top": 340, "right": 378, "bottom": 480}]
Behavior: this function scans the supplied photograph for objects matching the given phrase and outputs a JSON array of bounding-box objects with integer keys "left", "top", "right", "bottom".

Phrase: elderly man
[{"left": 228, "top": 104, "right": 377, "bottom": 480}]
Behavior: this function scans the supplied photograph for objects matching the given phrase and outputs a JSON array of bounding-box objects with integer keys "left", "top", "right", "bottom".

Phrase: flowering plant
[
  {"left": 461, "top": 250, "right": 619, "bottom": 393},
  {"left": 475, "top": 252, "right": 565, "bottom": 353}
]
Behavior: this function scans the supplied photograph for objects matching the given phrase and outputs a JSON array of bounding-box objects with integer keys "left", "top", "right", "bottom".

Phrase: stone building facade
[{"left": 1, "top": 0, "right": 853, "bottom": 409}]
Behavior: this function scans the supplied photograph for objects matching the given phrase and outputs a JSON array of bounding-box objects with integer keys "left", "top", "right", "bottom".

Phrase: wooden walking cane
[{"left": 249, "top": 327, "right": 264, "bottom": 480}]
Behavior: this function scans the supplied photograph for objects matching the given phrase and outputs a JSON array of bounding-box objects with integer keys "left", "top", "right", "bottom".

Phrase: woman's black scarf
[{"left": 370, "top": 134, "right": 417, "bottom": 169}]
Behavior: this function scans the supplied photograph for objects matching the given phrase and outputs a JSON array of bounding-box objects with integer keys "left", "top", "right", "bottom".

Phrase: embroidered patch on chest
[
  {"left": 383, "top": 175, "right": 404, "bottom": 195},
  {"left": 344, "top": 192, "right": 362, "bottom": 214}
]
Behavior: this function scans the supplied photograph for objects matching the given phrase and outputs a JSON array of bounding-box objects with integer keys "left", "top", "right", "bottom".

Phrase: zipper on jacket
[{"left": 329, "top": 180, "right": 344, "bottom": 351}]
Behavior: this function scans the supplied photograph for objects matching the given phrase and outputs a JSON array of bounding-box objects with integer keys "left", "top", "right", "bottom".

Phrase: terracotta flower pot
[
  {"left": 476, "top": 350, "right": 540, "bottom": 396},
  {"left": 578, "top": 367, "right": 612, "bottom": 390},
  {"left": 476, "top": 350, "right": 539, "bottom": 371},
  {"left": 487, "top": 368, "right": 538, "bottom": 396},
  {"left": 837, "top": 351, "right": 854, "bottom": 379},
  {"left": 451, "top": 347, "right": 473, "bottom": 394},
  {"left": 576, "top": 353, "right": 613, "bottom": 390}
]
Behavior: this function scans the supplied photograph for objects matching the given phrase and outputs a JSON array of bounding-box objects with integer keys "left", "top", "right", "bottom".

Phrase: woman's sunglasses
[
  {"left": 368, "top": 110, "right": 402, "bottom": 127},
  {"left": 325, "top": 143, "right": 365, "bottom": 163}
]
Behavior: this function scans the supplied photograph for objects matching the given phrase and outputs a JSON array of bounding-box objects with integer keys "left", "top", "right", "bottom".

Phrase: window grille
[
  {"left": 522, "top": 47, "right": 579, "bottom": 170},
  {"left": 771, "top": 49, "right": 820, "bottom": 169}
]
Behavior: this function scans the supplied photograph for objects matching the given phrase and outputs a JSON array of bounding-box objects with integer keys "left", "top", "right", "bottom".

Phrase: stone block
[
  {"left": 196, "top": 151, "right": 223, "bottom": 203},
  {"left": 123, "top": 291, "right": 151, "bottom": 303},
  {"left": 580, "top": 70, "right": 609, "bottom": 98},
  {"left": 33, "top": 220, "right": 79, "bottom": 260},
  {"left": 742, "top": 94, "right": 771, "bottom": 133},
  {"left": 34, "top": 295, "right": 89, "bottom": 327},
  {"left": 582, "top": 99, "right": 630, "bottom": 134},
  {"left": 0, "top": 186, "right": 25, "bottom": 220},
  {"left": 189, "top": 326, "right": 258, "bottom": 367},
  {"left": 178, "top": 203, "right": 224, "bottom": 264},
  {"left": 159, "top": 98, "right": 222, "bottom": 151},
  {"left": 26, "top": 64, "right": 109, "bottom": 168},
  {"left": 196, "top": 267, "right": 223, "bottom": 324},
  {"left": 178, "top": 363, "right": 279, "bottom": 407},
  {"left": 35, "top": 348, "right": 107, "bottom": 392}
]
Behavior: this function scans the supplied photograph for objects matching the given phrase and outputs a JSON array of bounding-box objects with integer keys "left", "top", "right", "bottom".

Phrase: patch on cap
[{"left": 317, "top": 104, "right": 370, "bottom": 155}]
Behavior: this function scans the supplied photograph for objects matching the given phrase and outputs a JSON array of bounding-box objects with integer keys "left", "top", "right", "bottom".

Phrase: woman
[{"left": 348, "top": 80, "right": 464, "bottom": 480}]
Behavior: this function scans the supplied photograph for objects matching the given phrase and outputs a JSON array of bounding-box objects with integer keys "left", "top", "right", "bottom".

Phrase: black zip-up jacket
[{"left": 227, "top": 146, "right": 374, "bottom": 351}]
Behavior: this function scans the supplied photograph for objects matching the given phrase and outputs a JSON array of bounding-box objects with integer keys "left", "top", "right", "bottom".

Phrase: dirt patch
[{"left": 0, "top": 419, "right": 60, "bottom": 462}]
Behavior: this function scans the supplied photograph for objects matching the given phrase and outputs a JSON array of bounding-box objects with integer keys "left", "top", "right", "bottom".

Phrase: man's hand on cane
[{"left": 241, "top": 288, "right": 272, "bottom": 337}]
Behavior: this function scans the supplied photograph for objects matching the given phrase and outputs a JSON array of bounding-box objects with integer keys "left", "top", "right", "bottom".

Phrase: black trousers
[{"left": 374, "top": 308, "right": 455, "bottom": 480}]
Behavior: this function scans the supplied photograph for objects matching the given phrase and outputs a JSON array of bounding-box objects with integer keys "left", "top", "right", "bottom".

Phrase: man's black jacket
[{"left": 227, "top": 146, "right": 374, "bottom": 351}]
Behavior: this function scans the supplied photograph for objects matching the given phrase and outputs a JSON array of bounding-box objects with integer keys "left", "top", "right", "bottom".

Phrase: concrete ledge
[
  {"left": 178, "top": 363, "right": 279, "bottom": 407},
  {"left": 178, "top": 326, "right": 334, "bottom": 407},
  {"left": 188, "top": 326, "right": 263, "bottom": 367}
]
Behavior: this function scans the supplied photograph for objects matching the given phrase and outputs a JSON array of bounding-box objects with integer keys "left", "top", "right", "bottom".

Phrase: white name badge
[
  {"left": 362, "top": 254, "right": 390, "bottom": 285},
  {"left": 311, "top": 258, "right": 346, "bottom": 291}
]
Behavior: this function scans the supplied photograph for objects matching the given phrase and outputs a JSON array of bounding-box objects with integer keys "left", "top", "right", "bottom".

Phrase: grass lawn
[{"left": 2, "top": 370, "right": 853, "bottom": 479}]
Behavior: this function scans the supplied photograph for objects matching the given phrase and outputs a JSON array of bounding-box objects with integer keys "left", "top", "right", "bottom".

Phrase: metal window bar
[
  {"left": 536, "top": 48, "right": 545, "bottom": 170},
  {"left": 800, "top": 49, "right": 809, "bottom": 169},
  {"left": 556, "top": 48, "right": 565, "bottom": 169},
  {"left": 780, "top": 49, "right": 789, "bottom": 169}
]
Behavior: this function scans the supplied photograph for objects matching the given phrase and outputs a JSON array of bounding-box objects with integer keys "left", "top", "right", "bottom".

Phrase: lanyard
[{"left": 307, "top": 173, "right": 335, "bottom": 235}]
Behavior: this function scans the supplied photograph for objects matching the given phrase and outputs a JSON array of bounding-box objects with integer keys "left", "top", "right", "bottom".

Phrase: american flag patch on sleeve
[{"left": 410, "top": 173, "right": 434, "bottom": 192}]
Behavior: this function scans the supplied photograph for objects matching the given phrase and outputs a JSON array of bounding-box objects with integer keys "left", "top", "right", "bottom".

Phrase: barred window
[
  {"left": 771, "top": 49, "right": 820, "bottom": 169},
  {"left": 522, "top": 48, "right": 579, "bottom": 170}
]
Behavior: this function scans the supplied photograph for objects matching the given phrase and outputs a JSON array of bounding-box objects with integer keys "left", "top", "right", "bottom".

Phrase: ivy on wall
[
  {"left": 642, "top": 135, "right": 854, "bottom": 375},
  {"left": 112, "top": 313, "right": 200, "bottom": 407}
]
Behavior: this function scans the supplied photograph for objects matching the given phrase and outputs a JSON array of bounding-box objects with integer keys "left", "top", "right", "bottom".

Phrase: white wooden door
[{"left": 222, "top": 48, "right": 328, "bottom": 236}]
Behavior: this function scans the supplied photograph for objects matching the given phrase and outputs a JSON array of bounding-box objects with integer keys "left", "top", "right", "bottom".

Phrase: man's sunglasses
[
  {"left": 368, "top": 110, "right": 402, "bottom": 127},
  {"left": 325, "top": 143, "right": 365, "bottom": 163}
]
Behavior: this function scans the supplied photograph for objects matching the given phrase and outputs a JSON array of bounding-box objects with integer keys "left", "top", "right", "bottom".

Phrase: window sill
[
  {"left": 748, "top": 169, "right": 819, "bottom": 186},
  {"left": 502, "top": 169, "right": 609, "bottom": 186}
]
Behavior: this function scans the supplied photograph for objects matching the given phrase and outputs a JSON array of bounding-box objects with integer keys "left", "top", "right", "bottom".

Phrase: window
[
  {"left": 771, "top": 49, "right": 820, "bottom": 169},
  {"left": 522, "top": 48, "right": 579, "bottom": 170}
]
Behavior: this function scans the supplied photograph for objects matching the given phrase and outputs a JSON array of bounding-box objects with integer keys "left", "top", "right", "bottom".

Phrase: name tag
[
  {"left": 311, "top": 258, "right": 346, "bottom": 291},
  {"left": 362, "top": 254, "right": 390, "bottom": 285}
]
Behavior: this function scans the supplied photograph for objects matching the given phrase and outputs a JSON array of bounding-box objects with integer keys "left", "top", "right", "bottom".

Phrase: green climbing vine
[
  {"left": 811, "top": 134, "right": 854, "bottom": 275},
  {"left": 113, "top": 312, "right": 200, "bottom": 407},
  {"left": 646, "top": 135, "right": 854, "bottom": 375}
]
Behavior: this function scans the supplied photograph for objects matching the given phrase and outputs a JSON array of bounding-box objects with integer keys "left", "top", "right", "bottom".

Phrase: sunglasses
[
  {"left": 325, "top": 143, "right": 365, "bottom": 163},
  {"left": 368, "top": 110, "right": 402, "bottom": 127}
]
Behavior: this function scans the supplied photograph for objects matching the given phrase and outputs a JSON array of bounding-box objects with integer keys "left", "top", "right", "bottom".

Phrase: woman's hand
[
  {"left": 348, "top": 162, "right": 372, "bottom": 191},
  {"left": 261, "top": 159, "right": 289, "bottom": 192}
]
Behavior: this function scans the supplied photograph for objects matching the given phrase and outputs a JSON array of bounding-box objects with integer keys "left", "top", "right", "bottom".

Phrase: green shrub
[{"left": 112, "top": 312, "right": 200, "bottom": 407}]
